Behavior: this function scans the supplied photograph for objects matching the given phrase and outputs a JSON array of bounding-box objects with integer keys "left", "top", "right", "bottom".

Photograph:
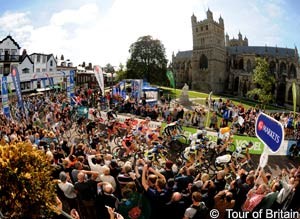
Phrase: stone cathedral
[{"left": 172, "top": 9, "right": 299, "bottom": 106}]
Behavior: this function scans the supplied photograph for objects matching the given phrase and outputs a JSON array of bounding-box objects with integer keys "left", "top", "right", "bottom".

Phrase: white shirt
[{"left": 58, "top": 181, "right": 77, "bottom": 199}]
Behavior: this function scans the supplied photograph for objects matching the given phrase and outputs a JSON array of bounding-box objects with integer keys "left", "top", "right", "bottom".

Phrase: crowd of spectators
[{"left": 0, "top": 87, "right": 299, "bottom": 219}]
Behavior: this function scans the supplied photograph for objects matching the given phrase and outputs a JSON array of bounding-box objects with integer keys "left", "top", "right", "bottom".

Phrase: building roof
[
  {"left": 0, "top": 35, "right": 21, "bottom": 49},
  {"left": 175, "top": 50, "right": 193, "bottom": 59},
  {"left": 227, "top": 46, "right": 296, "bottom": 58},
  {"left": 20, "top": 54, "right": 34, "bottom": 64}
]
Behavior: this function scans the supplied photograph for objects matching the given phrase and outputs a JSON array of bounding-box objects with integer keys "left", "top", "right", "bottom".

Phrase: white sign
[{"left": 259, "top": 152, "right": 269, "bottom": 168}]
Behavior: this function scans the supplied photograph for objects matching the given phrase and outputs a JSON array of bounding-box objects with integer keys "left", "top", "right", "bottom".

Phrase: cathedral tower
[{"left": 191, "top": 9, "right": 227, "bottom": 93}]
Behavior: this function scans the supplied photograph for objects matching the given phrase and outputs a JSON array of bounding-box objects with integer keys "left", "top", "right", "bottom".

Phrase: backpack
[{"left": 191, "top": 202, "right": 208, "bottom": 219}]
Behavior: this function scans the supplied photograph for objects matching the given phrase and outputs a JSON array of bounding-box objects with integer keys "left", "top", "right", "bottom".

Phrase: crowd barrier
[{"left": 95, "top": 110, "right": 292, "bottom": 156}]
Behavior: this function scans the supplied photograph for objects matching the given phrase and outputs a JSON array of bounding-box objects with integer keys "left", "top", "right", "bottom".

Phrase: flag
[
  {"left": 292, "top": 82, "right": 297, "bottom": 126},
  {"left": 1, "top": 76, "right": 11, "bottom": 118},
  {"left": 166, "top": 70, "right": 175, "bottom": 88},
  {"left": 94, "top": 65, "right": 104, "bottom": 94},
  {"left": 11, "top": 66, "right": 24, "bottom": 111}
]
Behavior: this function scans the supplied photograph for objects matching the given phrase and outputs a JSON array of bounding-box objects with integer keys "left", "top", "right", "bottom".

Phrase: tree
[
  {"left": 126, "top": 35, "right": 168, "bottom": 84},
  {"left": 0, "top": 142, "right": 57, "bottom": 218},
  {"left": 247, "top": 57, "right": 275, "bottom": 107},
  {"left": 116, "top": 63, "right": 127, "bottom": 81},
  {"left": 104, "top": 63, "right": 115, "bottom": 73}
]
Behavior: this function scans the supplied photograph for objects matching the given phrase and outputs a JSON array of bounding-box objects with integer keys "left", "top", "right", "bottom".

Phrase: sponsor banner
[
  {"left": 119, "top": 80, "right": 126, "bottom": 100},
  {"left": 94, "top": 65, "right": 104, "bottom": 94},
  {"left": 10, "top": 66, "right": 24, "bottom": 111},
  {"left": 69, "top": 70, "right": 75, "bottom": 105},
  {"left": 131, "top": 79, "right": 143, "bottom": 101},
  {"left": 1, "top": 76, "right": 11, "bottom": 118},
  {"left": 255, "top": 112, "right": 284, "bottom": 153}
]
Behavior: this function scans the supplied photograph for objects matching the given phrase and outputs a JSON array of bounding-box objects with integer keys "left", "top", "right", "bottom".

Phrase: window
[
  {"left": 37, "top": 55, "right": 41, "bottom": 62},
  {"left": 199, "top": 54, "right": 208, "bottom": 69},
  {"left": 11, "top": 49, "right": 17, "bottom": 55},
  {"left": 196, "top": 28, "right": 198, "bottom": 32},
  {"left": 206, "top": 25, "right": 208, "bottom": 30},
  {"left": 36, "top": 68, "right": 40, "bottom": 72},
  {"left": 49, "top": 68, "right": 53, "bottom": 72},
  {"left": 42, "top": 68, "right": 46, "bottom": 72},
  {"left": 201, "top": 26, "right": 203, "bottom": 31},
  {"left": 27, "top": 82, "right": 30, "bottom": 89},
  {"left": 22, "top": 68, "right": 30, "bottom": 74},
  {"left": 50, "top": 60, "right": 53, "bottom": 67},
  {"left": 21, "top": 82, "right": 25, "bottom": 90},
  {"left": 42, "top": 56, "right": 46, "bottom": 63}
]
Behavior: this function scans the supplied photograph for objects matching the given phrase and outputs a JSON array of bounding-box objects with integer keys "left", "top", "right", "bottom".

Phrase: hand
[
  {"left": 129, "top": 172, "right": 136, "bottom": 180},
  {"left": 106, "top": 206, "right": 115, "bottom": 217},
  {"left": 70, "top": 209, "right": 80, "bottom": 219}
]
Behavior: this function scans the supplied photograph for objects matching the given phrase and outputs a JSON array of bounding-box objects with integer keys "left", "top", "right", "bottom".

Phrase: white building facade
[{"left": 0, "top": 35, "right": 70, "bottom": 93}]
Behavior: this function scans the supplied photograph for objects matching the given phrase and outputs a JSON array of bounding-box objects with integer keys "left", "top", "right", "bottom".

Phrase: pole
[{"left": 205, "top": 91, "right": 213, "bottom": 128}]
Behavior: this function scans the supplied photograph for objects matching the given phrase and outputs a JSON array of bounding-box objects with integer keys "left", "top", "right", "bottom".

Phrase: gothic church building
[{"left": 172, "top": 9, "right": 299, "bottom": 106}]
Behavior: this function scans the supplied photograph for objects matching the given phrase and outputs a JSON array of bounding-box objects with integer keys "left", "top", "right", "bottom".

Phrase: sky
[{"left": 0, "top": 0, "right": 299, "bottom": 68}]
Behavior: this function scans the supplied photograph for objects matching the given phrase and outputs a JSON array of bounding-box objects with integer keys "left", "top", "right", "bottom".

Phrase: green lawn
[
  {"left": 160, "top": 86, "right": 287, "bottom": 111},
  {"left": 158, "top": 86, "right": 291, "bottom": 129}
]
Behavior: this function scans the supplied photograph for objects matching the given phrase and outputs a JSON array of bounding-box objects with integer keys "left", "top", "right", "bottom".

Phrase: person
[
  {"left": 183, "top": 191, "right": 208, "bottom": 219},
  {"left": 214, "top": 190, "right": 235, "bottom": 219},
  {"left": 181, "top": 145, "right": 203, "bottom": 165},
  {"left": 163, "top": 120, "right": 183, "bottom": 137},
  {"left": 145, "top": 144, "right": 167, "bottom": 164},
  {"left": 74, "top": 170, "right": 98, "bottom": 219},
  {"left": 57, "top": 171, "right": 77, "bottom": 211}
]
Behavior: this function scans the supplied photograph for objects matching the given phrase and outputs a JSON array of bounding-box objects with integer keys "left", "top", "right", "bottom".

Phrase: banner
[
  {"left": 292, "top": 82, "right": 297, "bottom": 126},
  {"left": 11, "top": 66, "right": 24, "bottom": 111},
  {"left": 1, "top": 76, "right": 11, "bottom": 118},
  {"left": 131, "top": 79, "right": 143, "bottom": 101},
  {"left": 69, "top": 70, "right": 75, "bottom": 105},
  {"left": 255, "top": 112, "right": 284, "bottom": 153},
  {"left": 166, "top": 70, "right": 175, "bottom": 88},
  {"left": 119, "top": 80, "right": 126, "bottom": 100},
  {"left": 94, "top": 65, "right": 104, "bottom": 94}
]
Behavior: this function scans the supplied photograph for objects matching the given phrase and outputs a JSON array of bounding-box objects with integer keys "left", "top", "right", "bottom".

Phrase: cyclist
[
  {"left": 163, "top": 119, "right": 183, "bottom": 137},
  {"left": 145, "top": 144, "right": 167, "bottom": 164},
  {"left": 120, "top": 133, "right": 138, "bottom": 156},
  {"left": 230, "top": 141, "right": 253, "bottom": 171},
  {"left": 181, "top": 144, "right": 203, "bottom": 165},
  {"left": 106, "top": 109, "right": 117, "bottom": 121}
]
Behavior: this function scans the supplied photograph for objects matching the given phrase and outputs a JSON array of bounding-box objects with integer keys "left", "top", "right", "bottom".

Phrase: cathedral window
[
  {"left": 289, "top": 64, "right": 297, "bottom": 79},
  {"left": 246, "top": 59, "right": 251, "bottom": 72},
  {"left": 238, "top": 58, "right": 244, "bottom": 70},
  {"left": 199, "top": 54, "right": 208, "bottom": 69},
  {"left": 269, "top": 61, "right": 276, "bottom": 75},
  {"left": 279, "top": 62, "right": 286, "bottom": 76}
]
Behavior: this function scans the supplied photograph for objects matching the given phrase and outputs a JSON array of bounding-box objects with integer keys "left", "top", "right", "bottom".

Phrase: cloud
[
  {"left": 0, "top": 11, "right": 31, "bottom": 30},
  {"left": 0, "top": 0, "right": 298, "bottom": 68}
]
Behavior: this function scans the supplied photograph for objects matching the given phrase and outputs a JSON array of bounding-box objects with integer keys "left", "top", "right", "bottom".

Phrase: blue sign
[
  {"left": 69, "top": 70, "right": 75, "bottom": 105},
  {"left": 11, "top": 66, "right": 24, "bottom": 111},
  {"left": 255, "top": 112, "right": 284, "bottom": 153},
  {"left": 1, "top": 76, "right": 11, "bottom": 118}
]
